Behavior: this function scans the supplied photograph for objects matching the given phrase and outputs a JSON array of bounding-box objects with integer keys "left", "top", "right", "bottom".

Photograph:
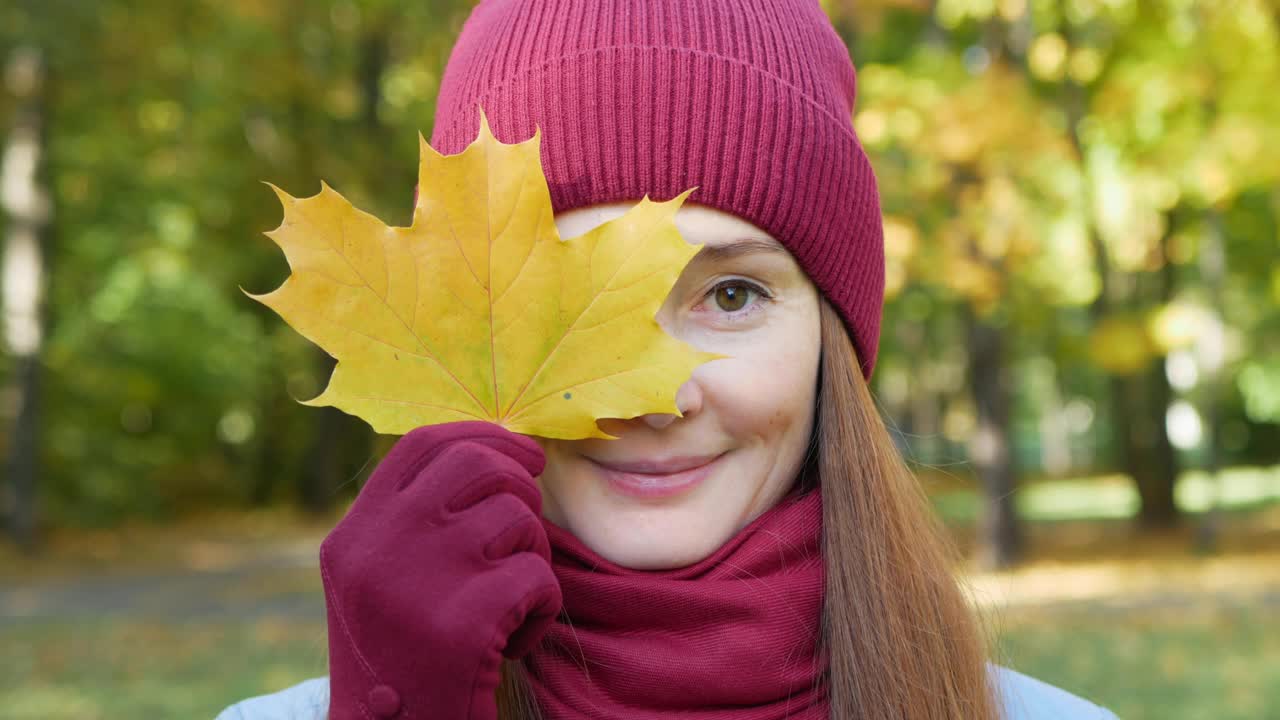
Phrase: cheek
[{"left": 702, "top": 327, "right": 819, "bottom": 448}]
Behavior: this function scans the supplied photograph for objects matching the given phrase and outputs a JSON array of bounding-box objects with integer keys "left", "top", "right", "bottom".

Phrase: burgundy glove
[{"left": 321, "top": 421, "right": 562, "bottom": 720}]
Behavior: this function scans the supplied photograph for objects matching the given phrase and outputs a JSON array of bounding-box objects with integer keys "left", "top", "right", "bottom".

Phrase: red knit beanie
[{"left": 430, "top": 0, "right": 885, "bottom": 380}]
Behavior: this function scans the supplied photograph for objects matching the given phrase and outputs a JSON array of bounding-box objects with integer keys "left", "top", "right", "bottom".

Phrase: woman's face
[{"left": 535, "top": 201, "right": 822, "bottom": 570}]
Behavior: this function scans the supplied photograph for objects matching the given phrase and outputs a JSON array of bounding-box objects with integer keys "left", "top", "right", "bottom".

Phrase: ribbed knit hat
[{"left": 430, "top": 0, "right": 885, "bottom": 379}]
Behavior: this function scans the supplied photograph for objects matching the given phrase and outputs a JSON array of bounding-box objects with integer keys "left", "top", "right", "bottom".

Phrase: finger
[
  {"left": 357, "top": 422, "right": 501, "bottom": 500},
  {"left": 447, "top": 425, "right": 545, "bottom": 478},
  {"left": 381, "top": 421, "right": 536, "bottom": 481},
  {"left": 414, "top": 442, "right": 541, "bottom": 513},
  {"left": 432, "top": 550, "right": 561, "bottom": 656},
  {"left": 481, "top": 502, "right": 552, "bottom": 563},
  {"left": 494, "top": 553, "right": 563, "bottom": 659},
  {"left": 451, "top": 493, "right": 539, "bottom": 552},
  {"left": 464, "top": 553, "right": 562, "bottom": 660},
  {"left": 424, "top": 439, "right": 519, "bottom": 498}
]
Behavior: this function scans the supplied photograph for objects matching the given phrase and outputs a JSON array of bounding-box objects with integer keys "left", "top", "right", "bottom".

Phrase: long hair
[{"left": 496, "top": 298, "right": 1002, "bottom": 719}]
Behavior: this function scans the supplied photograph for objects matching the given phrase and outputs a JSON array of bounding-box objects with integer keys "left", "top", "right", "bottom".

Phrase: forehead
[{"left": 553, "top": 201, "right": 784, "bottom": 252}]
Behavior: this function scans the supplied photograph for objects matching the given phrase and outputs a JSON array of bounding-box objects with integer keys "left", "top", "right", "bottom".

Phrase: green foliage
[
  {"left": 842, "top": 0, "right": 1280, "bottom": 471},
  {"left": 0, "top": 0, "right": 1276, "bottom": 524},
  {"left": 1, "top": 0, "right": 479, "bottom": 524}
]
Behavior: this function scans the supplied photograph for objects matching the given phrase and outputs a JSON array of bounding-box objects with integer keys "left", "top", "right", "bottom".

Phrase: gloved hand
[{"left": 321, "top": 421, "right": 561, "bottom": 720}]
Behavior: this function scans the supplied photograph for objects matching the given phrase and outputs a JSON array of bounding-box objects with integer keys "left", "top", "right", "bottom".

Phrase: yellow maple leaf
[{"left": 248, "top": 109, "right": 720, "bottom": 440}]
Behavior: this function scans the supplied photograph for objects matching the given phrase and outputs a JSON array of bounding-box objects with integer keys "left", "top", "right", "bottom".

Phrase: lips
[{"left": 586, "top": 452, "right": 726, "bottom": 499}]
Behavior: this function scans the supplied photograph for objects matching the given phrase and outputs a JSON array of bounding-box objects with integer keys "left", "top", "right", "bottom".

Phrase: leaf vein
[
  {"left": 442, "top": 202, "right": 484, "bottom": 289},
  {"left": 491, "top": 199, "right": 542, "bottom": 307},
  {"left": 301, "top": 211, "right": 489, "bottom": 417},
  {"left": 485, "top": 135, "right": 500, "bottom": 418},
  {"left": 341, "top": 395, "right": 488, "bottom": 421},
  {"left": 505, "top": 365, "right": 657, "bottom": 424},
  {"left": 499, "top": 224, "right": 666, "bottom": 418}
]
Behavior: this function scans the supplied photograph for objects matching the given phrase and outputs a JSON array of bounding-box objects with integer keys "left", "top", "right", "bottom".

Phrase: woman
[{"left": 218, "top": 1, "right": 1119, "bottom": 718}]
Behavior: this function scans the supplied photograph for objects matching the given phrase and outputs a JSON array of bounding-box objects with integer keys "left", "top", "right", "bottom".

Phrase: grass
[
  {"left": 3, "top": 607, "right": 1278, "bottom": 719},
  {"left": 988, "top": 605, "right": 1280, "bottom": 720},
  {"left": 1, "top": 617, "right": 328, "bottom": 719},
  {"left": 3, "top": 465, "right": 1279, "bottom": 719}
]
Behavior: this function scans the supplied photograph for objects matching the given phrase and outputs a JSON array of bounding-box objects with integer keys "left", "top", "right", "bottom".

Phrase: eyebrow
[{"left": 691, "top": 238, "right": 789, "bottom": 263}]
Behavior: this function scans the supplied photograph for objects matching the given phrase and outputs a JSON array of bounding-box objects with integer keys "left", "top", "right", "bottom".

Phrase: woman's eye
[
  {"left": 704, "top": 279, "right": 769, "bottom": 316},
  {"left": 714, "top": 284, "right": 751, "bottom": 312}
]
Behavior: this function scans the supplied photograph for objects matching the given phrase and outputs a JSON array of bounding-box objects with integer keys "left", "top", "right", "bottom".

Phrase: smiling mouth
[{"left": 585, "top": 452, "right": 727, "bottom": 499}]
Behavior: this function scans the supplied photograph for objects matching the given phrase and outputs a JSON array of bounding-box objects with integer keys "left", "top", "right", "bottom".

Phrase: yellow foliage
[
  {"left": 250, "top": 110, "right": 719, "bottom": 440},
  {"left": 1088, "top": 314, "right": 1158, "bottom": 375}
]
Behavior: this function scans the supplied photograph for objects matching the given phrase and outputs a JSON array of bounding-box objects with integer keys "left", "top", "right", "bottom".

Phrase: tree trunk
[
  {"left": 4, "top": 356, "right": 41, "bottom": 550},
  {"left": 2, "top": 46, "right": 50, "bottom": 554},
  {"left": 1073, "top": 147, "right": 1182, "bottom": 527},
  {"left": 298, "top": 348, "right": 345, "bottom": 515},
  {"left": 1194, "top": 211, "right": 1228, "bottom": 550},
  {"left": 299, "top": 405, "right": 347, "bottom": 515},
  {"left": 1114, "top": 366, "right": 1180, "bottom": 529},
  {"left": 964, "top": 306, "right": 1023, "bottom": 569},
  {"left": 249, "top": 389, "right": 291, "bottom": 506},
  {"left": 296, "top": 344, "right": 376, "bottom": 515},
  {"left": 1146, "top": 365, "right": 1180, "bottom": 527},
  {"left": 1130, "top": 214, "right": 1183, "bottom": 528},
  {"left": 1058, "top": 38, "right": 1175, "bottom": 528}
]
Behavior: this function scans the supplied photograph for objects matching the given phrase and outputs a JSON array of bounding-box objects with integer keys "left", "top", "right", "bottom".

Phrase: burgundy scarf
[{"left": 527, "top": 488, "right": 828, "bottom": 718}]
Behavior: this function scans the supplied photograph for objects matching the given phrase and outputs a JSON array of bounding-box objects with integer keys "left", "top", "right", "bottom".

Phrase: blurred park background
[{"left": 1, "top": 0, "right": 1278, "bottom": 718}]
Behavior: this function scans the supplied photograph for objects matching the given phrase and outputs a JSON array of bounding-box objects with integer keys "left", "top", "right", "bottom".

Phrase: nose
[{"left": 641, "top": 378, "right": 702, "bottom": 430}]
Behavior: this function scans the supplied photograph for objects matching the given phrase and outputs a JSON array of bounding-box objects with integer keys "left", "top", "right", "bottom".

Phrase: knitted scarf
[{"left": 527, "top": 488, "right": 827, "bottom": 718}]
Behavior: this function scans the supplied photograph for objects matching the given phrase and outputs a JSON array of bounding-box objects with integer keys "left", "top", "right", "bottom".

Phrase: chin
[
  {"left": 563, "top": 495, "right": 740, "bottom": 570},
  {"left": 590, "top": 531, "right": 723, "bottom": 571}
]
